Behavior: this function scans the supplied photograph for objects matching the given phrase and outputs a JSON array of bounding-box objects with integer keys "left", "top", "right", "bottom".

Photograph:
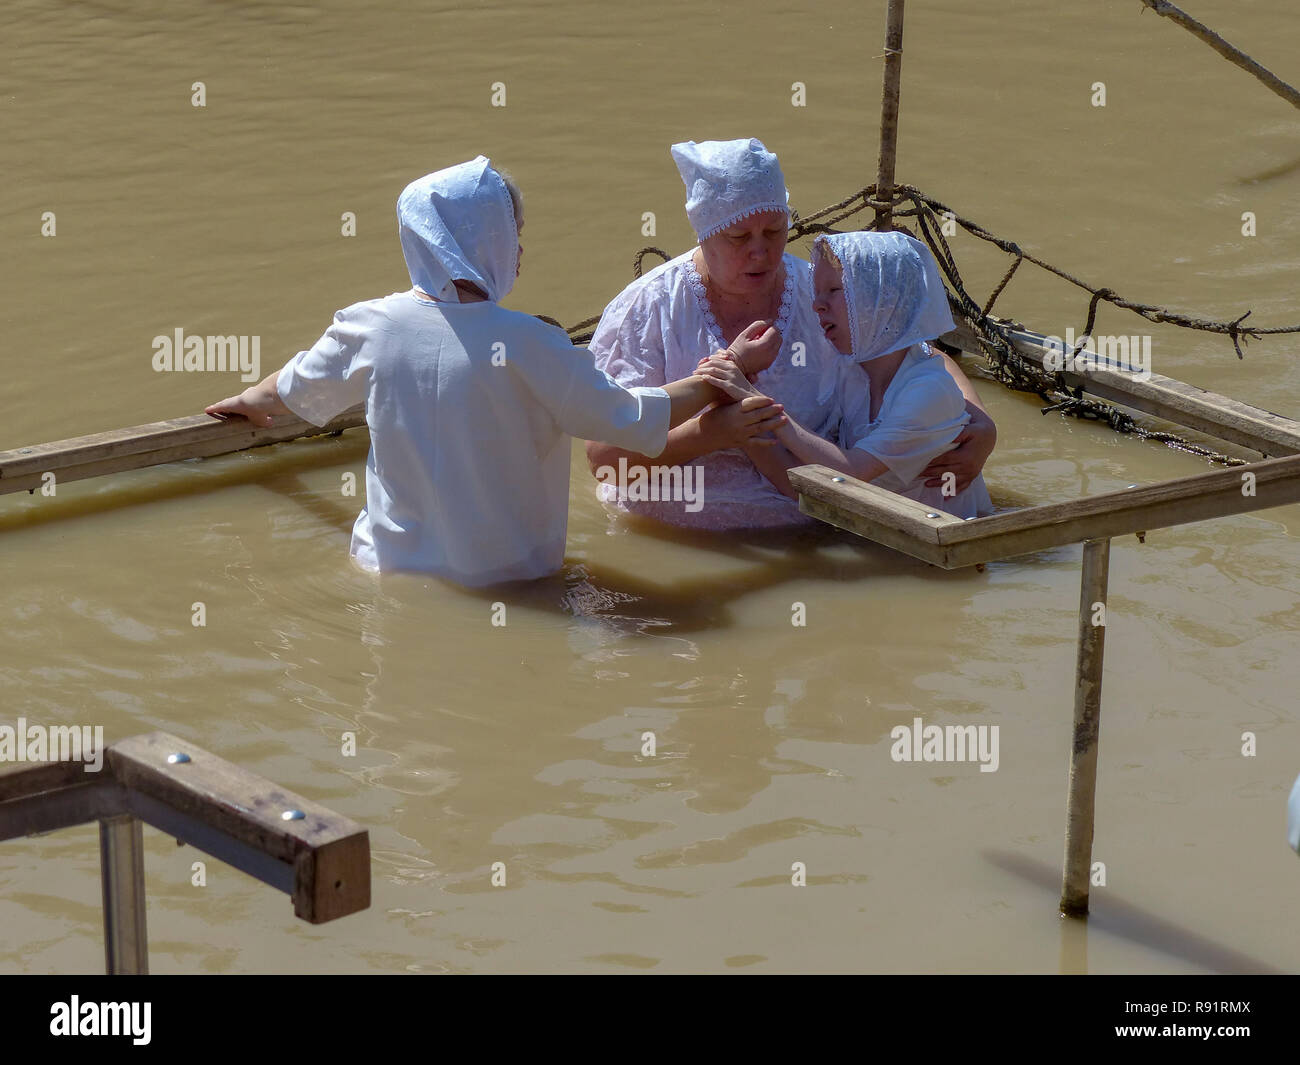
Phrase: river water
[{"left": 2, "top": 0, "right": 1298, "bottom": 973}]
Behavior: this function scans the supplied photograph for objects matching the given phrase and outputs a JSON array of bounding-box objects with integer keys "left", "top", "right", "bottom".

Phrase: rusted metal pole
[
  {"left": 1060, "top": 537, "right": 1111, "bottom": 916},
  {"left": 874, "top": 0, "right": 906, "bottom": 231}
]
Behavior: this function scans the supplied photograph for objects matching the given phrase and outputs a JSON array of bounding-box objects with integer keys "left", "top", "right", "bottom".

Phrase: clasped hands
[{"left": 691, "top": 321, "right": 786, "bottom": 450}]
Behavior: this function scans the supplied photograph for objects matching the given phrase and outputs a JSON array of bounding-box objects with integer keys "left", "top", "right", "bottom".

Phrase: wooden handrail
[
  {"left": 0, "top": 407, "right": 366, "bottom": 498},
  {"left": 790, "top": 452, "right": 1300, "bottom": 569},
  {"left": 0, "top": 730, "right": 369, "bottom": 972}
]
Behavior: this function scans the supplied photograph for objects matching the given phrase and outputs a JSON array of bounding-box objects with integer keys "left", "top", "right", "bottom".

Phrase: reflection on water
[{"left": 2, "top": 0, "right": 1299, "bottom": 973}]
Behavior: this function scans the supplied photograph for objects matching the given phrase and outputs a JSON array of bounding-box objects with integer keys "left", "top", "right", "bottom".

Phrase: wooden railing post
[
  {"left": 788, "top": 458, "right": 1300, "bottom": 916},
  {"left": 874, "top": 0, "right": 906, "bottom": 231},
  {"left": 1060, "top": 538, "right": 1110, "bottom": 916}
]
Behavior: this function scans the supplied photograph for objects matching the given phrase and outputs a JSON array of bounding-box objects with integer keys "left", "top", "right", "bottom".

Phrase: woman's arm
[
  {"left": 586, "top": 397, "right": 787, "bottom": 472},
  {"left": 695, "top": 354, "right": 887, "bottom": 485},
  {"left": 742, "top": 437, "right": 801, "bottom": 499},
  {"left": 585, "top": 321, "right": 783, "bottom": 472}
]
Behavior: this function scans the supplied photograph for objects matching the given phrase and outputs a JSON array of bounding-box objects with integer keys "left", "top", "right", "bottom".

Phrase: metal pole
[
  {"left": 874, "top": 0, "right": 906, "bottom": 231},
  {"left": 99, "top": 814, "right": 148, "bottom": 974},
  {"left": 1060, "top": 537, "right": 1110, "bottom": 916}
]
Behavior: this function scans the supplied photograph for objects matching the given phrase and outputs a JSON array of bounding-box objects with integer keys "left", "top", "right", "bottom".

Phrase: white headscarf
[
  {"left": 397, "top": 156, "right": 518, "bottom": 303},
  {"left": 813, "top": 230, "right": 955, "bottom": 402},
  {"left": 670, "top": 138, "right": 789, "bottom": 243}
]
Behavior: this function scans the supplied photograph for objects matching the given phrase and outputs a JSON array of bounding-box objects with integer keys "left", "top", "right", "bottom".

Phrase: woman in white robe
[{"left": 585, "top": 138, "right": 996, "bottom": 530}]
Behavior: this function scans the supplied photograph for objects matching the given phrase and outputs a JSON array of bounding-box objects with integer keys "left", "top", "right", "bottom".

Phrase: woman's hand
[
  {"left": 699, "top": 394, "right": 786, "bottom": 450},
  {"left": 694, "top": 352, "right": 763, "bottom": 402},
  {"left": 727, "top": 320, "right": 782, "bottom": 376},
  {"left": 205, "top": 377, "right": 288, "bottom": 428},
  {"left": 921, "top": 413, "right": 996, "bottom": 492}
]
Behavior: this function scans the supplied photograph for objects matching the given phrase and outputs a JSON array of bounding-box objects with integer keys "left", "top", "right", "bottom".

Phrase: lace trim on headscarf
[{"left": 695, "top": 203, "right": 790, "bottom": 244}]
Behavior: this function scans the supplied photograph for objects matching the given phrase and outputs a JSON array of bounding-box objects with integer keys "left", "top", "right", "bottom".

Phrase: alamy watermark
[
  {"left": 595, "top": 457, "right": 704, "bottom": 513},
  {"left": 50, "top": 997, "right": 150, "bottom": 1045},
  {"left": 890, "top": 716, "right": 999, "bottom": 773},
  {"left": 0, "top": 717, "right": 104, "bottom": 772},
  {"left": 152, "top": 328, "right": 261, "bottom": 382},
  {"left": 1041, "top": 327, "right": 1152, "bottom": 379}
]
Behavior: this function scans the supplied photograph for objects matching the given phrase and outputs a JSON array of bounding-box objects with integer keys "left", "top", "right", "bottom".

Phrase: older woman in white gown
[{"left": 584, "top": 138, "right": 995, "bottom": 530}]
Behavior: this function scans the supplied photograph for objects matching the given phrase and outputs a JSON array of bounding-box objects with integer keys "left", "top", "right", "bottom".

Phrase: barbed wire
[{"left": 558, "top": 184, "right": 1300, "bottom": 465}]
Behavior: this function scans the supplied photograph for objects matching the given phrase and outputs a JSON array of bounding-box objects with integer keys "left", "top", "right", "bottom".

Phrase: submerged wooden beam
[
  {"left": 940, "top": 316, "right": 1300, "bottom": 457},
  {"left": 791, "top": 452, "right": 1300, "bottom": 569},
  {"left": 0, "top": 406, "right": 366, "bottom": 497}
]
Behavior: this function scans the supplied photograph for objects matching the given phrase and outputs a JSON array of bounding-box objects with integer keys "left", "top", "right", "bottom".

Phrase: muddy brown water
[{"left": 1, "top": 0, "right": 1298, "bottom": 972}]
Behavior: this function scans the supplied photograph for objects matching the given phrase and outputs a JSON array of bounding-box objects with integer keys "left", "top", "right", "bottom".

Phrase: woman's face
[
  {"left": 812, "top": 252, "right": 851, "bottom": 355},
  {"left": 697, "top": 210, "right": 788, "bottom": 296}
]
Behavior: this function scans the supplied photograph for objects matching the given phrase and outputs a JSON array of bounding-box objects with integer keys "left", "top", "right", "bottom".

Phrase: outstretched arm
[
  {"left": 694, "top": 353, "right": 888, "bottom": 488},
  {"left": 586, "top": 319, "right": 784, "bottom": 471}
]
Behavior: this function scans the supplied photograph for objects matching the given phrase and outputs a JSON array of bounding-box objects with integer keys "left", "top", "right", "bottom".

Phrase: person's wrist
[
  {"left": 705, "top": 379, "right": 737, "bottom": 406},
  {"left": 693, "top": 413, "right": 719, "bottom": 453}
]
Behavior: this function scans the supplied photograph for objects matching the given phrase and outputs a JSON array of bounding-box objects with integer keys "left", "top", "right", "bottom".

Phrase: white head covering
[
  {"left": 814, "top": 230, "right": 955, "bottom": 402},
  {"left": 397, "top": 156, "right": 518, "bottom": 303},
  {"left": 670, "top": 138, "right": 789, "bottom": 243}
]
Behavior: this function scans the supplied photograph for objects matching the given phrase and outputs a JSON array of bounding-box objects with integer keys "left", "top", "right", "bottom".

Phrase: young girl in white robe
[{"left": 695, "top": 230, "right": 995, "bottom": 520}]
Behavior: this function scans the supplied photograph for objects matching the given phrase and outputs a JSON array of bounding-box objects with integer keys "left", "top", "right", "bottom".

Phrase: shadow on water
[
  {"left": 984, "top": 850, "right": 1284, "bottom": 975},
  {"left": 0, "top": 428, "right": 989, "bottom": 636},
  {"left": 248, "top": 465, "right": 992, "bottom": 635},
  {"left": 0, "top": 430, "right": 371, "bottom": 535},
  {"left": 449, "top": 516, "right": 985, "bottom": 635},
  {"left": 1236, "top": 153, "right": 1300, "bottom": 185}
]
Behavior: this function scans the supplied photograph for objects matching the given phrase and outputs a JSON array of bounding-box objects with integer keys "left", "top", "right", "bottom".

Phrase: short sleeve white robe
[{"left": 839, "top": 345, "right": 994, "bottom": 519}]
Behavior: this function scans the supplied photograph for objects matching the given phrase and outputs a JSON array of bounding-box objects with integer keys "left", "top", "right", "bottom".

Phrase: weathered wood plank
[
  {"left": 939, "top": 316, "right": 1300, "bottom": 457},
  {"left": 789, "top": 464, "right": 957, "bottom": 565},
  {"left": 107, "top": 731, "right": 369, "bottom": 923},
  {"left": 0, "top": 756, "right": 99, "bottom": 803},
  {"left": 0, "top": 781, "right": 123, "bottom": 841},
  {"left": 0, "top": 406, "right": 366, "bottom": 497},
  {"left": 790, "top": 453, "right": 1300, "bottom": 569}
]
